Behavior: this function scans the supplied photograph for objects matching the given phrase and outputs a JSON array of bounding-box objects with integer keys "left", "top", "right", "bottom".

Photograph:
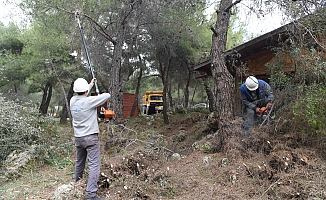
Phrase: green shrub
[
  {"left": 292, "top": 85, "right": 326, "bottom": 134},
  {"left": 0, "top": 95, "right": 54, "bottom": 167},
  {"left": 269, "top": 71, "right": 291, "bottom": 91}
]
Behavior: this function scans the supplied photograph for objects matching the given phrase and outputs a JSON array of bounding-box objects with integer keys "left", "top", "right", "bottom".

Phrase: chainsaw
[
  {"left": 256, "top": 107, "right": 268, "bottom": 117},
  {"left": 75, "top": 11, "right": 115, "bottom": 120}
]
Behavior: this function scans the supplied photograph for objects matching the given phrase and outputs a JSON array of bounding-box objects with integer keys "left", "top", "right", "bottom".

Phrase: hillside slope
[{"left": 1, "top": 110, "right": 326, "bottom": 200}]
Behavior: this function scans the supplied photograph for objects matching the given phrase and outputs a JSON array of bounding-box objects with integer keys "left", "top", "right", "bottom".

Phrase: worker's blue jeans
[{"left": 75, "top": 133, "right": 100, "bottom": 198}]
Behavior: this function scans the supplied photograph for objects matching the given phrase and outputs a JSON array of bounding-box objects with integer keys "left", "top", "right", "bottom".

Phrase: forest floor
[{"left": 1, "top": 109, "right": 326, "bottom": 200}]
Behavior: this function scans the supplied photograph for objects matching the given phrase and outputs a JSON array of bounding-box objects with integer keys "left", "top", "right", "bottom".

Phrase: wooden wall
[
  {"left": 123, "top": 93, "right": 138, "bottom": 117},
  {"left": 92, "top": 92, "right": 138, "bottom": 117}
]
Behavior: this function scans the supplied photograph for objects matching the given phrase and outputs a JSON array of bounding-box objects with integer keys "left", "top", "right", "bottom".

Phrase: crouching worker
[
  {"left": 240, "top": 76, "right": 274, "bottom": 130},
  {"left": 70, "top": 78, "right": 111, "bottom": 200}
]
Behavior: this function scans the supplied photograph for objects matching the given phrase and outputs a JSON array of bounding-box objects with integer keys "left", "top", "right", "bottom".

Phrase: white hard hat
[
  {"left": 73, "top": 78, "right": 89, "bottom": 92},
  {"left": 245, "top": 76, "right": 258, "bottom": 91}
]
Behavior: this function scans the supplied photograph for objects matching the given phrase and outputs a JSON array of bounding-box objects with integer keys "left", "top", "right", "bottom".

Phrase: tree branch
[
  {"left": 299, "top": 22, "right": 326, "bottom": 50},
  {"left": 82, "top": 13, "right": 117, "bottom": 45},
  {"left": 225, "top": 0, "right": 242, "bottom": 12},
  {"left": 210, "top": 26, "right": 218, "bottom": 36},
  {"left": 47, "top": 4, "right": 117, "bottom": 45}
]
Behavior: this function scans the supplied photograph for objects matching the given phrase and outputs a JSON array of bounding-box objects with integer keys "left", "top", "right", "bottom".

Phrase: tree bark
[
  {"left": 168, "top": 82, "right": 173, "bottom": 109},
  {"left": 50, "top": 63, "right": 73, "bottom": 125},
  {"left": 184, "top": 68, "right": 191, "bottom": 109},
  {"left": 109, "top": 9, "right": 126, "bottom": 122},
  {"left": 130, "top": 65, "right": 143, "bottom": 117},
  {"left": 177, "top": 83, "right": 181, "bottom": 106},
  {"left": 60, "top": 81, "right": 74, "bottom": 124},
  {"left": 108, "top": 3, "right": 140, "bottom": 122},
  {"left": 203, "top": 78, "right": 217, "bottom": 112},
  {"left": 159, "top": 59, "right": 170, "bottom": 124},
  {"left": 166, "top": 81, "right": 175, "bottom": 110},
  {"left": 39, "top": 81, "right": 52, "bottom": 115},
  {"left": 190, "top": 82, "right": 198, "bottom": 106},
  {"left": 210, "top": 0, "right": 240, "bottom": 151}
]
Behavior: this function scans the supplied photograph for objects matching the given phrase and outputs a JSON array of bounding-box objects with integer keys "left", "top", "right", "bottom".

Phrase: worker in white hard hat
[
  {"left": 70, "top": 78, "right": 111, "bottom": 200},
  {"left": 239, "top": 76, "right": 274, "bottom": 130}
]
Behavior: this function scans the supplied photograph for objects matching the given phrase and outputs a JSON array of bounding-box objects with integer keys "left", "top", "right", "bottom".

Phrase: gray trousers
[
  {"left": 75, "top": 134, "right": 100, "bottom": 198},
  {"left": 243, "top": 98, "right": 270, "bottom": 130},
  {"left": 243, "top": 107, "right": 257, "bottom": 130}
]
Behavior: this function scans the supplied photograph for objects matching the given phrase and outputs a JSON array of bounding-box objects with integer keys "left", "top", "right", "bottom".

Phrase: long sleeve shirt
[{"left": 70, "top": 84, "right": 111, "bottom": 137}]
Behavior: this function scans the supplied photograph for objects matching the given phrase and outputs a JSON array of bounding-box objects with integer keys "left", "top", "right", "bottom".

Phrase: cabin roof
[{"left": 192, "top": 22, "right": 293, "bottom": 78}]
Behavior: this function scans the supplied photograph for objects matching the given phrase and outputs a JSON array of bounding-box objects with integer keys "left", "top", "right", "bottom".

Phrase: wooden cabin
[{"left": 192, "top": 23, "right": 298, "bottom": 115}]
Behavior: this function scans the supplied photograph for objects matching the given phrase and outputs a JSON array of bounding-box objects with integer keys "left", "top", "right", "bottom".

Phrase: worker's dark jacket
[{"left": 240, "top": 80, "right": 274, "bottom": 111}]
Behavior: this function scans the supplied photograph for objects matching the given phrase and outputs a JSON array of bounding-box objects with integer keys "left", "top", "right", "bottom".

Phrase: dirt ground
[
  {"left": 2, "top": 110, "right": 326, "bottom": 200},
  {"left": 95, "top": 111, "right": 326, "bottom": 200}
]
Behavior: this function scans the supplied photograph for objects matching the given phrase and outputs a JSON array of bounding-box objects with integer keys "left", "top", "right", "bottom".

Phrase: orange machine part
[
  {"left": 256, "top": 107, "right": 266, "bottom": 117},
  {"left": 104, "top": 109, "right": 115, "bottom": 119}
]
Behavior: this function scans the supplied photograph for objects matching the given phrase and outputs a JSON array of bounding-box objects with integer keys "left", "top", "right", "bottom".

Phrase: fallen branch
[
  {"left": 243, "top": 163, "right": 253, "bottom": 178},
  {"left": 258, "top": 178, "right": 281, "bottom": 199},
  {"left": 106, "top": 124, "right": 175, "bottom": 155}
]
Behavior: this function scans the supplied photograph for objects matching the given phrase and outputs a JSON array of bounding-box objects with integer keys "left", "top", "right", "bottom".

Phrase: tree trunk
[
  {"left": 109, "top": 5, "right": 139, "bottom": 122},
  {"left": 60, "top": 81, "right": 74, "bottom": 124},
  {"left": 203, "top": 78, "right": 217, "bottom": 112},
  {"left": 163, "top": 83, "right": 169, "bottom": 124},
  {"left": 50, "top": 63, "right": 73, "bottom": 125},
  {"left": 130, "top": 66, "right": 143, "bottom": 117},
  {"left": 39, "top": 82, "right": 52, "bottom": 115},
  {"left": 109, "top": 13, "right": 126, "bottom": 122},
  {"left": 211, "top": 0, "right": 239, "bottom": 151},
  {"left": 121, "top": 29, "right": 139, "bottom": 118},
  {"left": 168, "top": 82, "right": 173, "bottom": 109},
  {"left": 159, "top": 59, "right": 170, "bottom": 124},
  {"left": 14, "top": 84, "right": 18, "bottom": 93},
  {"left": 190, "top": 82, "right": 198, "bottom": 106},
  {"left": 184, "top": 68, "right": 191, "bottom": 109},
  {"left": 177, "top": 83, "right": 181, "bottom": 106}
]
